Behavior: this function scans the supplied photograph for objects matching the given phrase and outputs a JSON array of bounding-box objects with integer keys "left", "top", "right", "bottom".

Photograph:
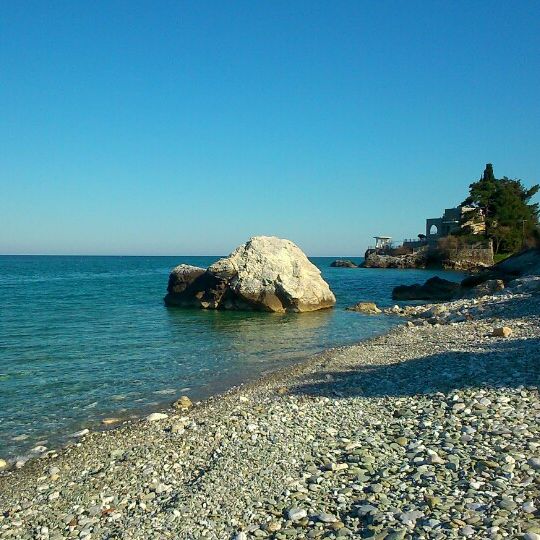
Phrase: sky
[{"left": 1, "top": 1, "right": 539, "bottom": 256}]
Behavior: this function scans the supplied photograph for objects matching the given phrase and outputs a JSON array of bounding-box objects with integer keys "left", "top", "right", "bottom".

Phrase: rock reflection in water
[{"left": 165, "top": 307, "right": 332, "bottom": 364}]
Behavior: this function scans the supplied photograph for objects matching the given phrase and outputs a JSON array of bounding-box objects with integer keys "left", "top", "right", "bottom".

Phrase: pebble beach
[{"left": 1, "top": 286, "right": 539, "bottom": 540}]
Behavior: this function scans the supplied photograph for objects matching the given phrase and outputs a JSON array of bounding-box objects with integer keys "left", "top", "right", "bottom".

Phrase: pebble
[
  {"left": 145, "top": 412, "right": 168, "bottom": 422},
  {"left": 492, "top": 326, "right": 513, "bottom": 337},
  {"left": 316, "top": 512, "right": 338, "bottom": 523},
  {"left": 287, "top": 508, "right": 307, "bottom": 521},
  {"left": 172, "top": 395, "right": 193, "bottom": 410}
]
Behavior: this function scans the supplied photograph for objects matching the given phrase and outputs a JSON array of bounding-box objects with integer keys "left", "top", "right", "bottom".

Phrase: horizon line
[{"left": 0, "top": 253, "right": 365, "bottom": 258}]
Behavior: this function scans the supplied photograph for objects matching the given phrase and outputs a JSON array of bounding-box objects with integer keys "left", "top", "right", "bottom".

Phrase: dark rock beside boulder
[
  {"left": 330, "top": 259, "right": 358, "bottom": 268},
  {"left": 392, "top": 276, "right": 461, "bottom": 301},
  {"left": 165, "top": 264, "right": 232, "bottom": 309},
  {"left": 167, "top": 264, "right": 206, "bottom": 294}
]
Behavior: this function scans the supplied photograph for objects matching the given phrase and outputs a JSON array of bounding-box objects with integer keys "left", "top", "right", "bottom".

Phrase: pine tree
[{"left": 462, "top": 164, "right": 539, "bottom": 253}]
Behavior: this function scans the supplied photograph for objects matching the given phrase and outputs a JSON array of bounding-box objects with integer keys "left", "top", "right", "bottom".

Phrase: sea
[{"left": 0, "top": 255, "right": 464, "bottom": 461}]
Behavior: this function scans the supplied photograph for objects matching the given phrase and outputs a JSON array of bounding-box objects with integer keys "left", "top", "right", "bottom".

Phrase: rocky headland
[
  {"left": 362, "top": 249, "right": 429, "bottom": 269},
  {"left": 1, "top": 267, "right": 539, "bottom": 539},
  {"left": 165, "top": 236, "right": 336, "bottom": 313},
  {"left": 362, "top": 243, "right": 494, "bottom": 272}
]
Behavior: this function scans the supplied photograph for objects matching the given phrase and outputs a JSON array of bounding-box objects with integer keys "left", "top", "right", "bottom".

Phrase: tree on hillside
[{"left": 462, "top": 164, "right": 539, "bottom": 253}]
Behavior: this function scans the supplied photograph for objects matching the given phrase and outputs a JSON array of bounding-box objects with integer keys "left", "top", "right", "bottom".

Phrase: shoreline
[
  {"left": 0, "top": 326, "right": 399, "bottom": 470},
  {"left": 0, "top": 324, "right": 396, "bottom": 473},
  {"left": 0, "top": 312, "right": 404, "bottom": 469},
  {"left": 0, "top": 287, "right": 538, "bottom": 539}
]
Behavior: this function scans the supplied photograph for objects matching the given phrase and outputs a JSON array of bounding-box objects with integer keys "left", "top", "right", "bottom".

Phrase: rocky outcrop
[
  {"left": 509, "top": 275, "right": 540, "bottom": 293},
  {"left": 392, "top": 277, "right": 461, "bottom": 301},
  {"left": 330, "top": 260, "right": 358, "bottom": 268},
  {"left": 495, "top": 248, "right": 540, "bottom": 277},
  {"left": 362, "top": 248, "right": 428, "bottom": 269},
  {"left": 164, "top": 236, "right": 336, "bottom": 313},
  {"left": 393, "top": 276, "right": 509, "bottom": 302},
  {"left": 461, "top": 249, "right": 540, "bottom": 289},
  {"left": 363, "top": 242, "right": 494, "bottom": 271},
  {"left": 346, "top": 302, "right": 382, "bottom": 314}
]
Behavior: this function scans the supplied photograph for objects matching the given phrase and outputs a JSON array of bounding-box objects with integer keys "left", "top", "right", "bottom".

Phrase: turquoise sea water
[{"left": 0, "top": 256, "right": 463, "bottom": 460}]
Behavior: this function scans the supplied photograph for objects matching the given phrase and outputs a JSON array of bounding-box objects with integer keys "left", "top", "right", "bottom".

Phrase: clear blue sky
[{"left": 1, "top": 1, "right": 539, "bottom": 256}]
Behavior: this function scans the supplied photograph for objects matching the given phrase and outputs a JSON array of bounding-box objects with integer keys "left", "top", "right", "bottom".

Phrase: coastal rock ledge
[{"left": 164, "top": 236, "right": 336, "bottom": 313}]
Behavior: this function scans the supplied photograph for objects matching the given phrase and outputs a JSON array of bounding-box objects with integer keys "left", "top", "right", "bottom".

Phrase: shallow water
[{"left": 0, "top": 255, "right": 463, "bottom": 459}]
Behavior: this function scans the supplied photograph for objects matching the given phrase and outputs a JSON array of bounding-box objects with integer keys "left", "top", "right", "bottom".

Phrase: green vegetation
[
  {"left": 493, "top": 253, "right": 512, "bottom": 264},
  {"left": 462, "top": 164, "right": 539, "bottom": 254}
]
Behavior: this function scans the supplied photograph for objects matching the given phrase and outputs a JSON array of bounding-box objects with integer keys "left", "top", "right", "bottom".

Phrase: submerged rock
[
  {"left": 346, "top": 301, "right": 382, "bottom": 314},
  {"left": 101, "top": 418, "right": 121, "bottom": 425},
  {"left": 164, "top": 236, "right": 336, "bottom": 313},
  {"left": 392, "top": 276, "right": 461, "bottom": 301}
]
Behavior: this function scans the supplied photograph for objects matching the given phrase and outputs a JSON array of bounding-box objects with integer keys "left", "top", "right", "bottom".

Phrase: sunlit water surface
[{"left": 0, "top": 256, "right": 463, "bottom": 459}]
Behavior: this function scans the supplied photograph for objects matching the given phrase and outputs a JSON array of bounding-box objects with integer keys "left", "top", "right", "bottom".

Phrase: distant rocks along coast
[
  {"left": 165, "top": 236, "right": 336, "bottom": 313},
  {"left": 330, "top": 259, "right": 358, "bottom": 268}
]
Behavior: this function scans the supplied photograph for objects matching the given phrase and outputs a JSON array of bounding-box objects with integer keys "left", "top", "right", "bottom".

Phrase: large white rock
[
  {"left": 207, "top": 236, "right": 336, "bottom": 312},
  {"left": 165, "top": 236, "right": 336, "bottom": 312}
]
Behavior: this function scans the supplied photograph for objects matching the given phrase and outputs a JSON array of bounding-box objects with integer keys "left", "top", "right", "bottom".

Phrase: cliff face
[{"left": 440, "top": 244, "right": 494, "bottom": 271}]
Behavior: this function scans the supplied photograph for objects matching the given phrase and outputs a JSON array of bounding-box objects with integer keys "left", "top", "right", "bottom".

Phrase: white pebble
[
  {"left": 70, "top": 429, "right": 90, "bottom": 438},
  {"left": 287, "top": 507, "right": 307, "bottom": 521},
  {"left": 145, "top": 413, "right": 168, "bottom": 422}
]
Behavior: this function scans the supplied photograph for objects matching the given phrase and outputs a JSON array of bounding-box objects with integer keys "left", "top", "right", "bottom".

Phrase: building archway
[{"left": 426, "top": 218, "right": 442, "bottom": 237}]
